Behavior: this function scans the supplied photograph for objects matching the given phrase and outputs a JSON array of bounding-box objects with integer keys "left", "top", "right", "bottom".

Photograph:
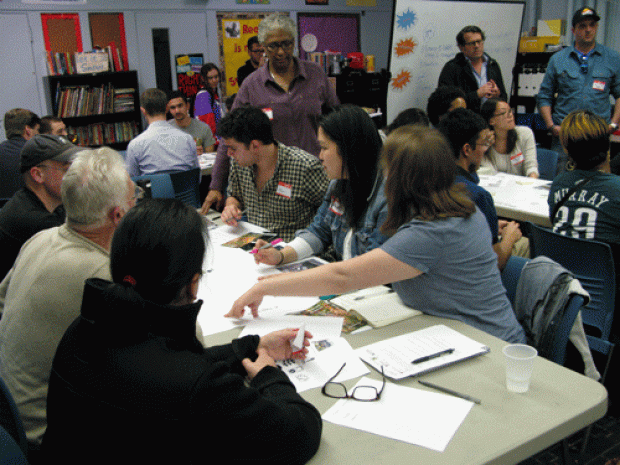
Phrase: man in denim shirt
[{"left": 538, "top": 7, "right": 620, "bottom": 173}]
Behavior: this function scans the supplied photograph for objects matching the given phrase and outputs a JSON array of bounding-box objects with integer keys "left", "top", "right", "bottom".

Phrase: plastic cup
[{"left": 502, "top": 344, "right": 537, "bottom": 393}]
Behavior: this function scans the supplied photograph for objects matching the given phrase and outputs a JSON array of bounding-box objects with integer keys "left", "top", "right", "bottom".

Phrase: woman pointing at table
[
  {"left": 229, "top": 126, "right": 526, "bottom": 344},
  {"left": 252, "top": 105, "right": 388, "bottom": 266}
]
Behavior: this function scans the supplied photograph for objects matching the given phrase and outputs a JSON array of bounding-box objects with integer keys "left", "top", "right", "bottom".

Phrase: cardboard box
[
  {"left": 537, "top": 19, "right": 565, "bottom": 37},
  {"left": 519, "top": 36, "right": 561, "bottom": 53}
]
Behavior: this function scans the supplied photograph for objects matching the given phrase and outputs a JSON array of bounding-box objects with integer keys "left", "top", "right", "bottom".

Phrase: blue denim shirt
[
  {"left": 537, "top": 43, "right": 620, "bottom": 124},
  {"left": 295, "top": 174, "right": 388, "bottom": 259}
]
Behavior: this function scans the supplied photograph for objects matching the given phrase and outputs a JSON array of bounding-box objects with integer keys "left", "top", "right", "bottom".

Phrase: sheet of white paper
[
  {"left": 322, "top": 377, "right": 474, "bottom": 452},
  {"left": 239, "top": 315, "right": 343, "bottom": 340},
  {"left": 197, "top": 240, "right": 319, "bottom": 336},
  {"left": 277, "top": 337, "right": 369, "bottom": 393}
]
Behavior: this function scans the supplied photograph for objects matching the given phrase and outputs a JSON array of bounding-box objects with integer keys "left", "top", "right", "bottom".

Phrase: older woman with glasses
[
  {"left": 201, "top": 13, "right": 339, "bottom": 214},
  {"left": 480, "top": 98, "right": 539, "bottom": 178}
]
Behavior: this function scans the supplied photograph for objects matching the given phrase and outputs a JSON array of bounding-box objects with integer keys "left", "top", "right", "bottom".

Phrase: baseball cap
[
  {"left": 572, "top": 7, "right": 600, "bottom": 27},
  {"left": 20, "top": 134, "right": 82, "bottom": 173}
]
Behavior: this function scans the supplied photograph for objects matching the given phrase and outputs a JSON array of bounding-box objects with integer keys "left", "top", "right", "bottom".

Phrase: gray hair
[
  {"left": 61, "top": 147, "right": 130, "bottom": 228},
  {"left": 258, "top": 14, "right": 296, "bottom": 44}
]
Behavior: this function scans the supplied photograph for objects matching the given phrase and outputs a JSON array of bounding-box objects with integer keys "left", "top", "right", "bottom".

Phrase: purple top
[{"left": 209, "top": 58, "right": 339, "bottom": 192}]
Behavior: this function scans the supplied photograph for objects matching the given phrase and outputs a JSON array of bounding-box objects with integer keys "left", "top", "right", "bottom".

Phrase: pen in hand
[{"left": 250, "top": 238, "right": 283, "bottom": 253}]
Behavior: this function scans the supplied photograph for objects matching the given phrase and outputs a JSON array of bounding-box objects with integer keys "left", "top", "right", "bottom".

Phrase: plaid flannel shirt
[{"left": 227, "top": 143, "right": 328, "bottom": 241}]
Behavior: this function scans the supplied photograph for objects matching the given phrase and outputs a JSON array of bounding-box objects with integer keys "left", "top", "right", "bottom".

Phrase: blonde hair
[{"left": 560, "top": 110, "right": 609, "bottom": 170}]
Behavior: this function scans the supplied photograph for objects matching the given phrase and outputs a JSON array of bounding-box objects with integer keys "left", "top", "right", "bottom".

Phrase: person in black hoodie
[{"left": 41, "top": 198, "right": 322, "bottom": 465}]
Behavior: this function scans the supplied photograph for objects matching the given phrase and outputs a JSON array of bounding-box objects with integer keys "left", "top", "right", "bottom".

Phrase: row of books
[
  {"left": 67, "top": 121, "right": 139, "bottom": 147},
  {"left": 54, "top": 83, "right": 136, "bottom": 118},
  {"left": 46, "top": 43, "right": 127, "bottom": 76}
]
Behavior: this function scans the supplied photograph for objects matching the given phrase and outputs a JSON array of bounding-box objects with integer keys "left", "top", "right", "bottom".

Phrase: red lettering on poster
[{"left": 178, "top": 73, "right": 202, "bottom": 101}]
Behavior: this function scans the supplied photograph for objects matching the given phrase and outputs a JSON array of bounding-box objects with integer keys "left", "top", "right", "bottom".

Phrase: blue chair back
[
  {"left": 501, "top": 255, "right": 584, "bottom": 365},
  {"left": 132, "top": 168, "right": 200, "bottom": 208},
  {"left": 0, "top": 376, "right": 28, "bottom": 457},
  {"left": 528, "top": 223, "right": 616, "bottom": 377},
  {"left": 536, "top": 147, "right": 559, "bottom": 181},
  {"left": 0, "top": 425, "right": 29, "bottom": 465},
  {"left": 169, "top": 168, "right": 201, "bottom": 208}
]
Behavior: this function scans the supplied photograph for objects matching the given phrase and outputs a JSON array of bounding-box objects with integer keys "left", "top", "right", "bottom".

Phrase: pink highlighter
[{"left": 250, "top": 238, "right": 282, "bottom": 254}]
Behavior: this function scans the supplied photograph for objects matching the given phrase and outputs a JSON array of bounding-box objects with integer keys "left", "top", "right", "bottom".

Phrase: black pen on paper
[{"left": 411, "top": 348, "right": 455, "bottom": 364}]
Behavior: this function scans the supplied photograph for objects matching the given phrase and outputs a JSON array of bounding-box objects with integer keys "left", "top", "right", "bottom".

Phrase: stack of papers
[
  {"left": 331, "top": 286, "right": 421, "bottom": 327},
  {"left": 356, "top": 324, "right": 490, "bottom": 379}
]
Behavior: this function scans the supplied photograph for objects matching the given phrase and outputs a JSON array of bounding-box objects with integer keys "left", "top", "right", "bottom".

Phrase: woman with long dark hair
[
  {"left": 42, "top": 199, "right": 322, "bottom": 464},
  {"left": 230, "top": 126, "right": 525, "bottom": 344},
  {"left": 194, "top": 62, "right": 224, "bottom": 141},
  {"left": 252, "top": 104, "right": 388, "bottom": 266},
  {"left": 480, "top": 98, "right": 539, "bottom": 178}
]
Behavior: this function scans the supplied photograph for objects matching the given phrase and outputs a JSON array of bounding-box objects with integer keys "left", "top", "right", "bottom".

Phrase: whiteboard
[{"left": 386, "top": 0, "right": 525, "bottom": 124}]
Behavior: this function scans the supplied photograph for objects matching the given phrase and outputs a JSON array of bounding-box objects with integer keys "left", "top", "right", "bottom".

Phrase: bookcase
[{"left": 44, "top": 71, "right": 142, "bottom": 151}]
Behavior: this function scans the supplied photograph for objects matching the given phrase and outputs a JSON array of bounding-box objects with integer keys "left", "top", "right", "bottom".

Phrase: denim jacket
[
  {"left": 537, "top": 43, "right": 620, "bottom": 124},
  {"left": 295, "top": 173, "right": 388, "bottom": 260}
]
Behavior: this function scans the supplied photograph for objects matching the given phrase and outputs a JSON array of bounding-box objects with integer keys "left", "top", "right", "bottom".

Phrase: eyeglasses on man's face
[
  {"left": 464, "top": 39, "right": 484, "bottom": 47},
  {"left": 321, "top": 363, "right": 386, "bottom": 401},
  {"left": 265, "top": 40, "right": 294, "bottom": 53}
]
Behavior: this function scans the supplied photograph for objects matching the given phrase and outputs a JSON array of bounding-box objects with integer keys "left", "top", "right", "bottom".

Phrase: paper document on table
[
  {"left": 197, "top": 244, "right": 318, "bottom": 336},
  {"left": 280, "top": 337, "right": 369, "bottom": 392},
  {"left": 331, "top": 286, "right": 421, "bottom": 327},
  {"left": 238, "top": 315, "right": 344, "bottom": 340},
  {"left": 356, "top": 325, "right": 489, "bottom": 380},
  {"left": 322, "top": 377, "right": 474, "bottom": 452}
]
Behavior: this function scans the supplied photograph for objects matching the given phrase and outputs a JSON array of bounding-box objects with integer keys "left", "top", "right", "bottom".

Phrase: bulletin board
[
  {"left": 216, "top": 12, "right": 271, "bottom": 95},
  {"left": 297, "top": 13, "right": 360, "bottom": 61},
  {"left": 89, "top": 13, "right": 129, "bottom": 71},
  {"left": 41, "top": 13, "right": 83, "bottom": 53}
]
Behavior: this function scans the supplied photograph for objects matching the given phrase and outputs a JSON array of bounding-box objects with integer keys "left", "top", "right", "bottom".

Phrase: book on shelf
[
  {"left": 67, "top": 120, "right": 139, "bottom": 147},
  {"left": 54, "top": 83, "right": 135, "bottom": 118}
]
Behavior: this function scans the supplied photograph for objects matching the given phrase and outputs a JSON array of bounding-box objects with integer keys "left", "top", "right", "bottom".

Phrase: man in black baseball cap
[
  {"left": 0, "top": 134, "right": 82, "bottom": 278},
  {"left": 538, "top": 6, "right": 620, "bottom": 174},
  {"left": 572, "top": 7, "right": 601, "bottom": 27}
]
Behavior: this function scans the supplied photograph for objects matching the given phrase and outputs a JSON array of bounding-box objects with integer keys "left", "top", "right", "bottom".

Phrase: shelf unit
[{"left": 44, "top": 71, "right": 141, "bottom": 151}]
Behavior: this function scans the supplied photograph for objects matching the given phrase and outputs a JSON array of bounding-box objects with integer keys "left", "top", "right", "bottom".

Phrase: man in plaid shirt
[{"left": 219, "top": 107, "right": 328, "bottom": 241}]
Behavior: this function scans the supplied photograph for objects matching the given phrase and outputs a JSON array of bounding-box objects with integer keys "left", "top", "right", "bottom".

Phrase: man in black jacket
[{"left": 438, "top": 25, "right": 507, "bottom": 113}]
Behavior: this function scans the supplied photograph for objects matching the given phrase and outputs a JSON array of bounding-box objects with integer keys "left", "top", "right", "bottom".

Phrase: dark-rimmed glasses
[
  {"left": 321, "top": 363, "right": 385, "bottom": 402},
  {"left": 265, "top": 40, "right": 294, "bottom": 52}
]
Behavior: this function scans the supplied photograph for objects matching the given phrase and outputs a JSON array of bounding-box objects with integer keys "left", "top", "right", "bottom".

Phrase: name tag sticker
[
  {"left": 329, "top": 197, "right": 345, "bottom": 216},
  {"left": 276, "top": 182, "right": 292, "bottom": 199},
  {"left": 593, "top": 80, "right": 606, "bottom": 91},
  {"left": 511, "top": 152, "right": 525, "bottom": 166},
  {"left": 262, "top": 108, "right": 274, "bottom": 120}
]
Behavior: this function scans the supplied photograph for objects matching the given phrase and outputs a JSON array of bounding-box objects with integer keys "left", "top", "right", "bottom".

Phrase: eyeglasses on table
[{"left": 321, "top": 362, "right": 385, "bottom": 402}]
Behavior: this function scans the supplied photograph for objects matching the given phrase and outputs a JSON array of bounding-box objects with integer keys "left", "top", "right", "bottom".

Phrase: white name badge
[
  {"left": 593, "top": 80, "right": 606, "bottom": 91},
  {"left": 511, "top": 152, "right": 525, "bottom": 166},
  {"left": 276, "top": 181, "right": 292, "bottom": 199},
  {"left": 329, "top": 197, "right": 345, "bottom": 216}
]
